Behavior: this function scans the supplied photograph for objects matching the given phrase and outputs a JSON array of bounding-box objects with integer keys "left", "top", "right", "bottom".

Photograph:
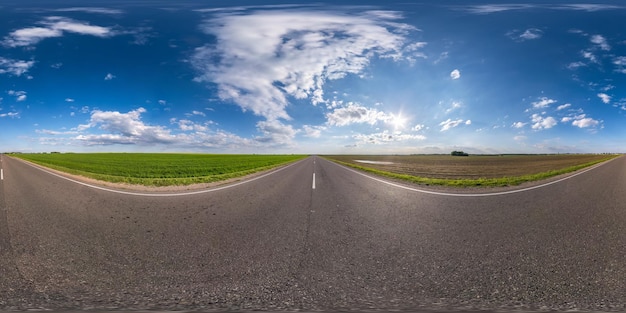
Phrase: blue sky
[{"left": 1, "top": 1, "right": 625, "bottom": 154}]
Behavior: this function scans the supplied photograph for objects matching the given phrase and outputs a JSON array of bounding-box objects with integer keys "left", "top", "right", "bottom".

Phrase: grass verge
[
  {"left": 325, "top": 155, "right": 619, "bottom": 187},
  {"left": 11, "top": 153, "right": 307, "bottom": 186}
]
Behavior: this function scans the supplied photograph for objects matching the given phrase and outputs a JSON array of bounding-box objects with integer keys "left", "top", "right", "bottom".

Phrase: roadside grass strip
[
  {"left": 327, "top": 155, "right": 619, "bottom": 188},
  {"left": 12, "top": 153, "right": 306, "bottom": 186}
]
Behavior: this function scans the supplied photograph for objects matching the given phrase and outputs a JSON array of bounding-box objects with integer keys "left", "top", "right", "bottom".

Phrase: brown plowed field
[{"left": 325, "top": 154, "right": 616, "bottom": 179}]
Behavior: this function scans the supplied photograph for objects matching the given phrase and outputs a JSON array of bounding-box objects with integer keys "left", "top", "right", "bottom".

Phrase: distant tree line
[{"left": 451, "top": 150, "right": 469, "bottom": 156}]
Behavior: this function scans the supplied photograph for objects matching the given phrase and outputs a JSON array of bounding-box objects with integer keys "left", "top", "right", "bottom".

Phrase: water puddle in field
[{"left": 354, "top": 160, "right": 395, "bottom": 165}]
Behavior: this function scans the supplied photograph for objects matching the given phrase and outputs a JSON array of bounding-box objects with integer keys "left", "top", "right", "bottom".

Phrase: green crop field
[
  {"left": 324, "top": 154, "right": 620, "bottom": 187},
  {"left": 11, "top": 153, "right": 306, "bottom": 186}
]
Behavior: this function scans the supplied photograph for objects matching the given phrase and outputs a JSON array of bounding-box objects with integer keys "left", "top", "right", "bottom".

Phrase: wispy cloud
[
  {"left": 507, "top": 28, "right": 543, "bottom": 41},
  {"left": 0, "top": 57, "right": 34, "bottom": 76},
  {"left": 556, "top": 103, "right": 571, "bottom": 110},
  {"left": 3, "top": 17, "right": 114, "bottom": 47},
  {"left": 597, "top": 93, "right": 611, "bottom": 104},
  {"left": 54, "top": 7, "right": 124, "bottom": 15},
  {"left": 0, "top": 111, "right": 19, "bottom": 118},
  {"left": 439, "top": 118, "right": 470, "bottom": 131},
  {"left": 104, "top": 73, "right": 115, "bottom": 80},
  {"left": 461, "top": 4, "right": 533, "bottom": 14},
  {"left": 191, "top": 9, "right": 423, "bottom": 123}
]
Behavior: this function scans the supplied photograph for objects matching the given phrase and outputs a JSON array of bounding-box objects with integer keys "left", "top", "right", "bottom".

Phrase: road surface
[{"left": 0, "top": 154, "right": 624, "bottom": 311}]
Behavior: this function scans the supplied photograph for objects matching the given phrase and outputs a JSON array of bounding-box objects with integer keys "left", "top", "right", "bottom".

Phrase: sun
[{"left": 389, "top": 113, "right": 407, "bottom": 130}]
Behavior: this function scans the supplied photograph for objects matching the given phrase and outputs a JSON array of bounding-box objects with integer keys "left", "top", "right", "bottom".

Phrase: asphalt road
[{"left": 0, "top": 154, "right": 624, "bottom": 311}]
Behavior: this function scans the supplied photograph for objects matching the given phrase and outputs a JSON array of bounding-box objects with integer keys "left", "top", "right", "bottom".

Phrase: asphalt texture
[{"left": 0, "top": 154, "right": 625, "bottom": 311}]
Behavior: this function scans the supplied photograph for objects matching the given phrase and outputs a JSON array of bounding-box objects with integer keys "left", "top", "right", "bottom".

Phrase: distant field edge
[
  {"left": 8, "top": 153, "right": 308, "bottom": 187},
  {"left": 323, "top": 154, "right": 621, "bottom": 188}
]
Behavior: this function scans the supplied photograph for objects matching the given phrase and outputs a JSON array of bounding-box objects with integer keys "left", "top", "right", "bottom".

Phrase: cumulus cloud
[
  {"left": 532, "top": 97, "right": 557, "bottom": 109},
  {"left": 353, "top": 130, "right": 426, "bottom": 144},
  {"left": 7, "top": 90, "right": 27, "bottom": 102},
  {"left": 450, "top": 69, "right": 461, "bottom": 79},
  {"left": 439, "top": 118, "right": 469, "bottom": 131},
  {"left": 590, "top": 34, "right": 610, "bottom": 51},
  {"left": 597, "top": 93, "right": 611, "bottom": 104},
  {"left": 326, "top": 103, "right": 393, "bottom": 126},
  {"left": 0, "top": 57, "right": 35, "bottom": 76},
  {"left": 303, "top": 125, "right": 325, "bottom": 138},
  {"left": 191, "top": 9, "right": 423, "bottom": 122},
  {"left": 3, "top": 17, "right": 114, "bottom": 47},
  {"left": 76, "top": 107, "right": 179, "bottom": 145},
  {"left": 255, "top": 119, "right": 297, "bottom": 145},
  {"left": 511, "top": 121, "right": 527, "bottom": 128},
  {"left": 531, "top": 114, "right": 557, "bottom": 130},
  {"left": 572, "top": 117, "right": 600, "bottom": 128}
]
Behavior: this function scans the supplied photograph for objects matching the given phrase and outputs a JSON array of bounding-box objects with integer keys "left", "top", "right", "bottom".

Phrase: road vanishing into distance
[{"left": 1, "top": 154, "right": 625, "bottom": 312}]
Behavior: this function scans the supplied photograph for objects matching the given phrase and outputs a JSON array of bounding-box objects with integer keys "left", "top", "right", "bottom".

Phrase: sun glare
[{"left": 389, "top": 114, "right": 407, "bottom": 130}]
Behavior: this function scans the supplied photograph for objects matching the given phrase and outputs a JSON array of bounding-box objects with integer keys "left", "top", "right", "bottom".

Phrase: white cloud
[
  {"left": 0, "top": 57, "right": 35, "bottom": 76},
  {"left": 450, "top": 69, "right": 461, "bottom": 80},
  {"left": 412, "top": 124, "right": 425, "bottom": 132},
  {"left": 3, "top": 17, "right": 113, "bottom": 47},
  {"left": 445, "top": 101, "right": 462, "bottom": 114},
  {"left": 76, "top": 107, "right": 179, "bottom": 145},
  {"left": 326, "top": 103, "right": 393, "bottom": 126},
  {"left": 185, "top": 110, "right": 206, "bottom": 117},
  {"left": 514, "top": 135, "right": 527, "bottom": 141},
  {"left": 353, "top": 130, "right": 426, "bottom": 144},
  {"left": 255, "top": 120, "right": 297, "bottom": 145},
  {"left": 303, "top": 125, "right": 326, "bottom": 138},
  {"left": 582, "top": 51, "right": 598, "bottom": 63},
  {"left": 590, "top": 34, "right": 611, "bottom": 51},
  {"left": 511, "top": 121, "right": 527, "bottom": 128},
  {"left": 532, "top": 97, "right": 557, "bottom": 109},
  {"left": 54, "top": 7, "right": 124, "bottom": 15},
  {"left": 191, "top": 9, "right": 422, "bottom": 122},
  {"left": 65, "top": 98, "right": 75, "bottom": 102},
  {"left": 572, "top": 117, "right": 600, "bottom": 128},
  {"left": 567, "top": 61, "right": 586, "bottom": 70},
  {"left": 519, "top": 28, "right": 543, "bottom": 40},
  {"left": 556, "top": 103, "right": 571, "bottom": 110},
  {"left": 104, "top": 73, "right": 115, "bottom": 80},
  {"left": 158, "top": 100, "right": 167, "bottom": 105},
  {"left": 0, "top": 111, "right": 19, "bottom": 118},
  {"left": 174, "top": 119, "right": 209, "bottom": 132},
  {"left": 465, "top": 120, "right": 472, "bottom": 125},
  {"left": 531, "top": 114, "right": 557, "bottom": 130},
  {"left": 7, "top": 90, "right": 27, "bottom": 102},
  {"left": 462, "top": 4, "right": 532, "bottom": 14},
  {"left": 439, "top": 118, "right": 468, "bottom": 131},
  {"left": 597, "top": 93, "right": 611, "bottom": 104}
]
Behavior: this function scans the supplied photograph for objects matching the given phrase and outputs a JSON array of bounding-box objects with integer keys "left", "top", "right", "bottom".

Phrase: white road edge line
[
  {"left": 1, "top": 168, "right": 3, "bottom": 181},
  {"left": 312, "top": 173, "right": 316, "bottom": 189},
  {"left": 330, "top": 157, "right": 618, "bottom": 197},
  {"left": 16, "top": 157, "right": 308, "bottom": 197}
]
